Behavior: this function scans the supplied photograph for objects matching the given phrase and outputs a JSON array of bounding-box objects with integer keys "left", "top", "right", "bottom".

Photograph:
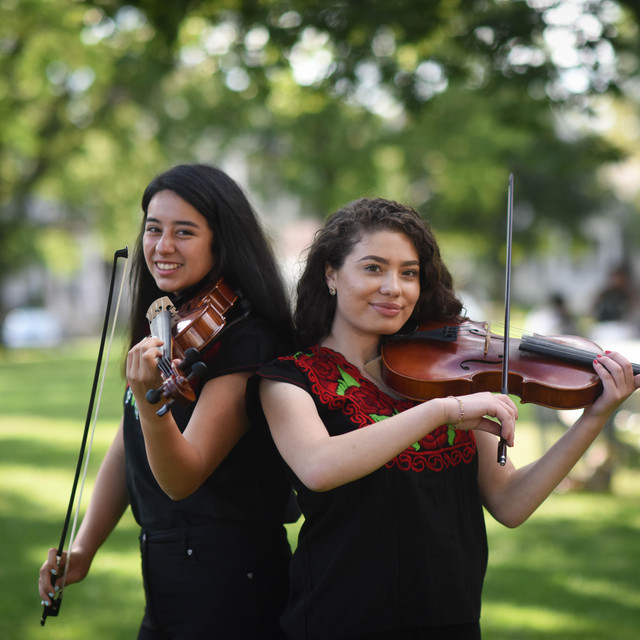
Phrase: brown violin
[
  {"left": 381, "top": 319, "right": 640, "bottom": 410},
  {"left": 144, "top": 278, "right": 248, "bottom": 415}
]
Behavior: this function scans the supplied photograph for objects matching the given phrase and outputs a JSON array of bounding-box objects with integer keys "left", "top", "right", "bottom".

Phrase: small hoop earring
[{"left": 329, "top": 286, "right": 336, "bottom": 296}]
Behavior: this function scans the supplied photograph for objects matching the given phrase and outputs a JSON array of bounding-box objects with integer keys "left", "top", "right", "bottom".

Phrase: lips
[{"left": 371, "top": 302, "right": 403, "bottom": 316}]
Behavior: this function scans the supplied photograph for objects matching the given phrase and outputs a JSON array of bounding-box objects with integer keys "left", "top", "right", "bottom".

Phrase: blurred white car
[{"left": 1, "top": 307, "right": 63, "bottom": 348}]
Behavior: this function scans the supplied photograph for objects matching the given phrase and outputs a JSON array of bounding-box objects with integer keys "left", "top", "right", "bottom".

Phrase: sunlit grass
[
  {"left": 1, "top": 343, "right": 640, "bottom": 639},
  {"left": 0, "top": 341, "right": 140, "bottom": 640},
  {"left": 482, "top": 469, "right": 640, "bottom": 640}
]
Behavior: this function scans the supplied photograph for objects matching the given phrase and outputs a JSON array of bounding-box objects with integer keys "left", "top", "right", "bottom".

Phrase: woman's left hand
[
  {"left": 126, "top": 336, "right": 165, "bottom": 399},
  {"left": 585, "top": 351, "right": 640, "bottom": 419}
]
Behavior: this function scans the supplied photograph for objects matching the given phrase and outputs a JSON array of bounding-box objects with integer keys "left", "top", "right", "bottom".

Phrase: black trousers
[
  {"left": 344, "top": 622, "right": 481, "bottom": 640},
  {"left": 137, "top": 523, "right": 290, "bottom": 640},
  {"left": 288, "top": 622, "right": 481, "bottom": 640}
]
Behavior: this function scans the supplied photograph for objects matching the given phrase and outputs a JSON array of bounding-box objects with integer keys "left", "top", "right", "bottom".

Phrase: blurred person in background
[
  {"left": 591, "top": 262, "right": 639, "bottom": 343},
  {"left": 524, "top": 292, "right": 578, "bottom": 337}
]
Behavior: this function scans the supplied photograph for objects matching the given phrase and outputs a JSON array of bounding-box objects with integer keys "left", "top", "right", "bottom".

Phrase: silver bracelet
[{"left": 448, "top": 395, "right": 464, "bottom": 429}]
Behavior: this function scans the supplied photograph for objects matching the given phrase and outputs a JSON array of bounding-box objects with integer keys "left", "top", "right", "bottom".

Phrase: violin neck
[
  {"left": 519, "top": 334, "right": 640, "bottom": 375},
  {"left": 146, "top": 297, "right": 175, "bottom": 364}
]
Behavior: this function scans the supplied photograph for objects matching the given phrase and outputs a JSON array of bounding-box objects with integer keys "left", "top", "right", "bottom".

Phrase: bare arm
[
  {"left": 134, "top": 371, "right": 251, "bottom": 500},
  {"left": 478, "top": 351, "right": 640, "bottom": 528},
  {"left": 127, "top": 335, "right": 250, "bottom": 500},
  {"left": 260, "top": 380, "right": 517, "bottom": 492},
  {"left": 39, "top": 420, "right": 129, "bottom": 604}
]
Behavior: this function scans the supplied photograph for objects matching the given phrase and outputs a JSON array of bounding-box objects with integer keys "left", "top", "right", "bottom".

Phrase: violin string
[
  {"left": 157, "top": 355, "right": 173, "bottom": 376},
  {"left": 458, "top": 321, "right": 541, "bottom": 341},
  {"left": 457, "top": 322, "right": 601, "bottom": 368},
  {"left": 158, "top": 331, "right": 174, "bottom": 375}
]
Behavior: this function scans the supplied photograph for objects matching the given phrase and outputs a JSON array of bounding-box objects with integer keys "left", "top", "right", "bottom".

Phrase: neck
[
  {"left": 321, "top": 331, "right": 381, "bottom": 370},
  {"left": 321, "top": 331, "right": 407, "bottom": 397}
]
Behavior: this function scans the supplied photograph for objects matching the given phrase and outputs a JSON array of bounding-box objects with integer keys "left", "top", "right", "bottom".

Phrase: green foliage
[{"left": 1, "top": 0, "right": 640, "bottom": 316}]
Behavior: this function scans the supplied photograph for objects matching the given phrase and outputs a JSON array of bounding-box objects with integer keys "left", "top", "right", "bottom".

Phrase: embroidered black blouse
[{"left": 257, "top": 345, "right": 488, "bottom": 638}]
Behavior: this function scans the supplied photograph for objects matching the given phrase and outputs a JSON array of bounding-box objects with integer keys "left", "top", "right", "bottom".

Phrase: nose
[
  {"left": 379, "top": 272, "right": 401, "bottom": 296},
  {"left": 156, "top": 231, "right": 174, "bottom": 254}
]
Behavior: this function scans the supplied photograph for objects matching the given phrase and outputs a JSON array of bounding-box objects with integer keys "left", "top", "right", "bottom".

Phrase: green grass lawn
[{"left": 1, "top": 342, "right": 639, "bottom": 639}]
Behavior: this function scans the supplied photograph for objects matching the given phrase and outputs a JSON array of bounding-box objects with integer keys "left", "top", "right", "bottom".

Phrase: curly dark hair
[
  {"left": 128, "top": 163, "right": 293, "bottom": 353},
  {"left": 294, "top": 197, "right": 463, "bottom": 348}
]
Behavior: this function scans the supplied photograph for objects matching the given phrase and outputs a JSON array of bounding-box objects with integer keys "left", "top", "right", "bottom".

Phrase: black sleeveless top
[{"left": 123, "top": 315, "right": 292, "bottom": 531}]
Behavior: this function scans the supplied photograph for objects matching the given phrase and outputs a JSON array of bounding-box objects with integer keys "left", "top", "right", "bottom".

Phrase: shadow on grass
[
  {"left": 0, "top": 352, "right": 126, "bottom": 423},
  {"left": 0, "top": 431, "right": 115, "bottom": 471},
  {"left": 1, "top": 494, "right": 143, "bottom": 640},
  {"left": 482, "top": 493, "right": 640, "bottom": 640}
]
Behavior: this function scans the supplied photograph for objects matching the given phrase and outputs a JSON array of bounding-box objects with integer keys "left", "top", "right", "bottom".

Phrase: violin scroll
[{"left": 144, "top": 278, "right": 245, "bottom": 415}]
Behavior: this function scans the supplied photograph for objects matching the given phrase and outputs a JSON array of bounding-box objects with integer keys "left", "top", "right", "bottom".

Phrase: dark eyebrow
[
  {"left": 145, "top": 216, "right": 201, "bottom": 228},
  {"left": 358, "top": 254, "right": 419, "bottom": 267}
]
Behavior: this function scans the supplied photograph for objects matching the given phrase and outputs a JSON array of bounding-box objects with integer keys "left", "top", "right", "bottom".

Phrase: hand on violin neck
[
  {"left": 585, "top": 350, "right": 640, "bottom": 420},
  {"left": 126, "top": 336, "right": 167, "bottom": 401}
]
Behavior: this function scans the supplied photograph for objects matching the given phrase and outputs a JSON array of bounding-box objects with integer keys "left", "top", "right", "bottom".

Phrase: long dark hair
[
  {"left": 294, "top": 197, "right": 463, "bottom": 348},
  {"left": 128, "top": 163, "right": 292, "bottom": 352}
]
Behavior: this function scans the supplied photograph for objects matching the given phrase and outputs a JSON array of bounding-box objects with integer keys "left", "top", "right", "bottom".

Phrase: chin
[
  {"left": 376, "top": 320, "right": 408, "bottom": 336},
  {"left": 154, "top": 279, "right": 181, "bottom": 294}
]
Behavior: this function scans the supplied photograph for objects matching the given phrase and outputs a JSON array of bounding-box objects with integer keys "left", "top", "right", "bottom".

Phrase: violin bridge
[
  {"left": 483, "top": 321, "right": 491, "bottom": 356},
  {"left": 146, "top": 297, "right": 177, "bottom": 365},
  {"left": 146, "top": 296, "right": 177, "bottom": 323}
]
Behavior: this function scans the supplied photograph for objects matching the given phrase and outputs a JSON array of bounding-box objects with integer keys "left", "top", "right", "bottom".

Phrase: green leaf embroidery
[
  {"left": 369, "top": 408, "right": 399, "bottom": 423},
  {"left": 336, "top": 366, "right": 361, "bottom": 395}
]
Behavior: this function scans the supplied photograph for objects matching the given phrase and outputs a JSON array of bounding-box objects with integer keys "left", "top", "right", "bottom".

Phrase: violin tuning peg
[
  {"left": 156, "top": 401, "right": 173, "bottom": 417},
  {"left": 177, "top": 348, "right": 201, "bottom": 373},
  {"left": 188, "top": 362, "right": 208, "bottom": 381},
  {"left": 145, "top": 387, "right": 162, "bottom": 405},
  {"left": 184, "top": 347, "right": 200, "bottom": 362}
]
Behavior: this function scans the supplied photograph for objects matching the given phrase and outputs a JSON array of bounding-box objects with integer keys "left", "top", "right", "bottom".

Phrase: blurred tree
[
  {"left": 1, "top": 0, "right": 639, "bottom": 328},
  {"left": 0, "top": 0, "right": 167, "bottom": 309}
]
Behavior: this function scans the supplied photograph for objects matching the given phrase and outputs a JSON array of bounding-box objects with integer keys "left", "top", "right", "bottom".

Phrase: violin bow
[
  {"left": 40, "top": 246, "right": 128, "bottom": 625},
  {"left": 497, "top": 175, "right": 514, "bottom": 466}
]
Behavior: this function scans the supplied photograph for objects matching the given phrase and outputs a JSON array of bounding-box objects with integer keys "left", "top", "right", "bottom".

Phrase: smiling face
[
  {"left": 325, "top": 229, "right": 421, "bottom": 342},
  {"left": 143, "top": 190, "right": 216, "bottom": 295}
]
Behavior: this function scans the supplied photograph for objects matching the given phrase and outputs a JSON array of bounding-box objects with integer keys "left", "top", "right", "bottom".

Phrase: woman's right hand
[
  {"left": 445, "top": 392, "right": 517, "bottom": 447},
  {"left": 38, "top": 547, "right": 90, "bottom": 606}
]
